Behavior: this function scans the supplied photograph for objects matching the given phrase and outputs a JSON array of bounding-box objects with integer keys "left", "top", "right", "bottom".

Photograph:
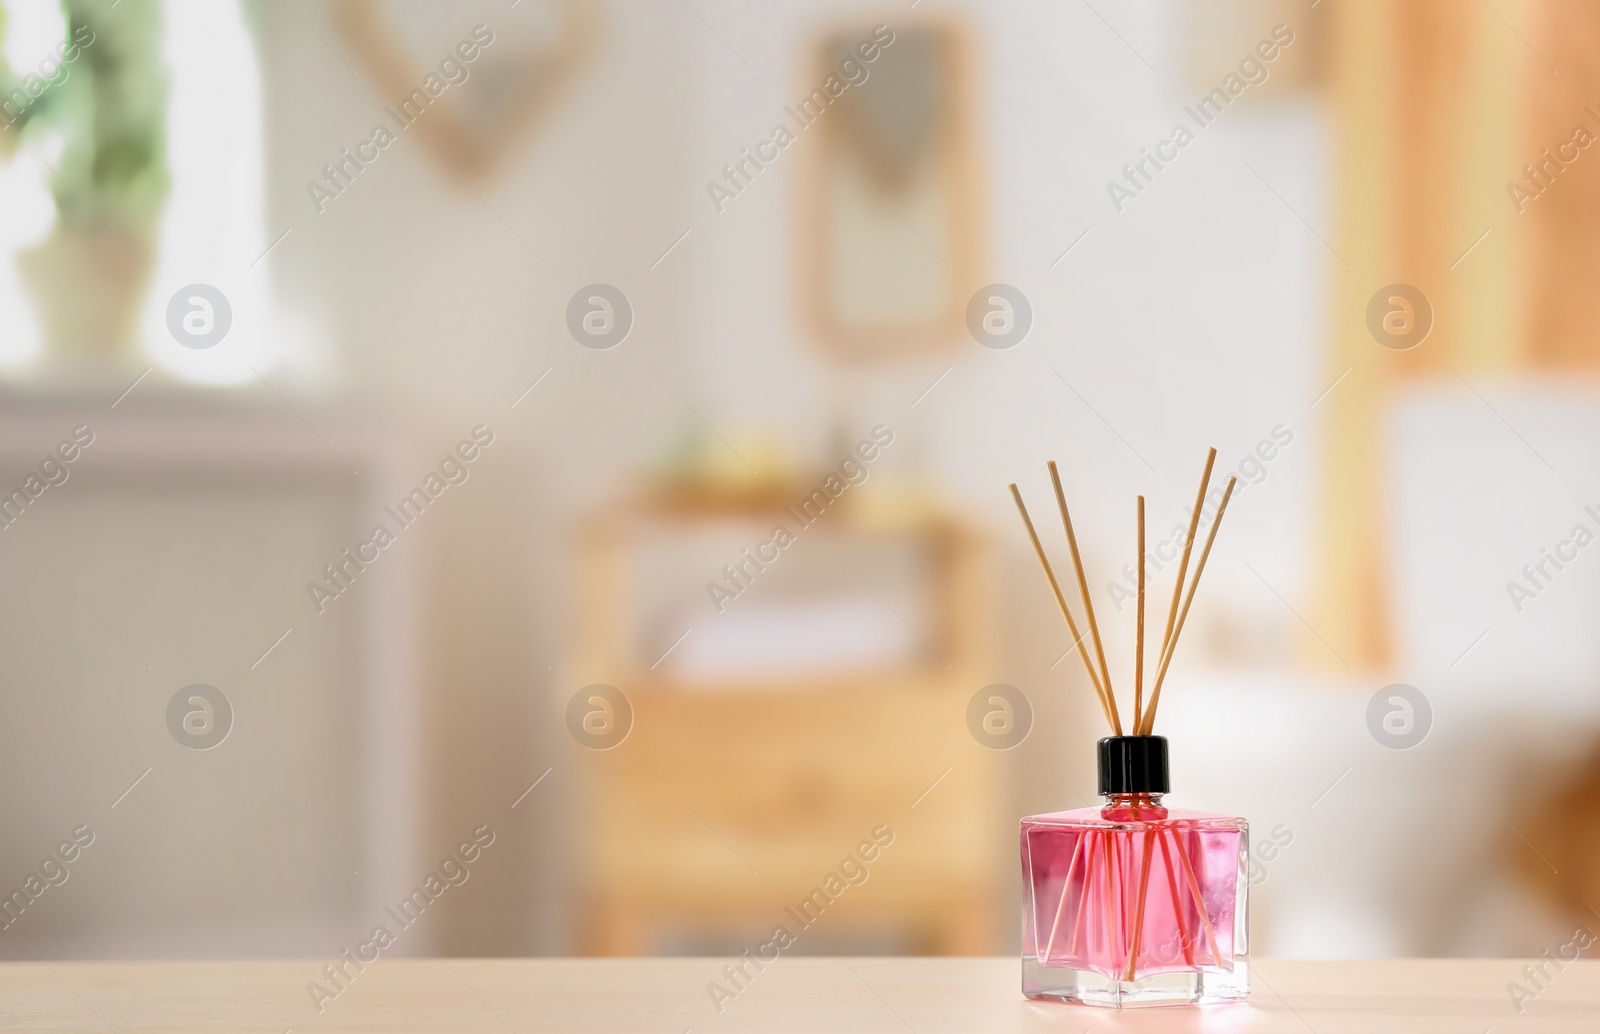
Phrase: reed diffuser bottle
[
  {"left": 1009, "top": 451, "right": 1249, "bottom": 1007},
  {"left": 1020, "top": 737, "right": 1248, "bottom": 1006}
]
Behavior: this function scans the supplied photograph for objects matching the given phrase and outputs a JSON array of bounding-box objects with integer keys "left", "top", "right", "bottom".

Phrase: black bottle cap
[{"left": 1097, "top": 735, "right": 1170, "bottom": 795}]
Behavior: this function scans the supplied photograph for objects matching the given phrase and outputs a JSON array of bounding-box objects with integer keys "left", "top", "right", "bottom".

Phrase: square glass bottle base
[{"left": 1023, "top": 957, "right": 1250, "bottom": 1008}]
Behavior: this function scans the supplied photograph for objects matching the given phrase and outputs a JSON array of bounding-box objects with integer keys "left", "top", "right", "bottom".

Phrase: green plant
[{"left": 0, "top": 0, "right": 168, "bottom": 233}]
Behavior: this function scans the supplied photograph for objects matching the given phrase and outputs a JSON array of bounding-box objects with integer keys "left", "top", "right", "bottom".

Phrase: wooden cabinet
[{"left": 572, "top": 489, "right": 1003, "bottom": 955}]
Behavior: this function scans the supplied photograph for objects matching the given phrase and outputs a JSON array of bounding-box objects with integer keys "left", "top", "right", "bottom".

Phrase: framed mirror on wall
[
  {"left": 798, "top": 23, "right": 984, "bottom": 361},
  {"left": 332, "top": 0, "right": 601, "bottom": 180}
]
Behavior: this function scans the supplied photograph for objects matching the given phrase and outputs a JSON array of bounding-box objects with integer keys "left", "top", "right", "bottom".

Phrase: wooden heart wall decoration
[{"left": 332, "top": 0, "right": 601, "bottom": 179}]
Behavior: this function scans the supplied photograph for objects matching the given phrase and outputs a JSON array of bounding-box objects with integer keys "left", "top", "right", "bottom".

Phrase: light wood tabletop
[{"left": 0, "top": 957, "right": 1594, "bottom": 1032}]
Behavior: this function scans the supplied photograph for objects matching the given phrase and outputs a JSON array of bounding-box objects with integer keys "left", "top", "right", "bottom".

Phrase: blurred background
[{"left": 0, "top": 0, "right": 1597, "bottom": 965}]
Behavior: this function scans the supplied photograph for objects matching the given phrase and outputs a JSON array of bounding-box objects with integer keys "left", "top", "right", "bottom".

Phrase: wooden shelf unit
[{"left": 572, "top": 490, "right": 1004, "bottom": 955}]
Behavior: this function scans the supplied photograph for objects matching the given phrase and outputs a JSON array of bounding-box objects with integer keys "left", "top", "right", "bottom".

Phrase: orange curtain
[
  {"left": 1524, "top": 1, "right": 1600, "bottom": 367},
  {"left": 1316, "top": 0, "right": 1600, "bottom": 669}
]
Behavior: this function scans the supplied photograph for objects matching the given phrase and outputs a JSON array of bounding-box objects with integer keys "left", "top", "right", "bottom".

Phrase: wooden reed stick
[
  {"left": 1068, "top": 829, "right": 1098, "bottom": 957},
  {"left": 1043, "top": 833, "right": 1087, "bottom": 962},
  {"left": 1009, "top": 484, "right": 1117, "bottom": 732},
  {"left": 1156, "top": 832, "right": 1194, "bottom": 966},
  {"left": 1047, "top": 462, "right": 1120, "bottom": 733},
  {"left": 1123, "top": 829, "right": 1156, "bottom": 981},
  {"left": 1159, "top": 449, "right": 1216, "bottom": 661},
  {"left": 1141, "top": 476, "right": 1238, "bottom": 735},
  {"left": 1134, "top": 496, "right": 1145, "bottom": 732},
  {"left": 1101, "top": 829, "right": 1117, "bottom": 957},
  {"left": 1168, "top": 829, "right": 1222, "bottom": 964}
]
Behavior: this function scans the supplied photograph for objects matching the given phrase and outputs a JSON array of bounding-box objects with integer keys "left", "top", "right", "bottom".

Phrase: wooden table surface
[{"left": 0, "top": 957, "right": 1594, "bottom": 1032}]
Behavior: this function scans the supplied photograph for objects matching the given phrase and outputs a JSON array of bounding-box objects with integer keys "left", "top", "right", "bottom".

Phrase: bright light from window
[
  {"left": 141, "top": 0, "right": 294, "bottom": 385},
  {"left": 0, "top": 0, "right": 67, "bottom": 369},
  {"left": 0, "top": 133, "right": 58, "bottom": 368},
  {"left": 1, "top": 0, "right": 64, "bottom": 68}
]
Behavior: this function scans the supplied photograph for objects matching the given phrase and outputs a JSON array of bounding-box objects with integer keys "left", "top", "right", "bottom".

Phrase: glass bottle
[{"left": 1020, "top": 735, "right": 1249, "bottom": 1007}]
